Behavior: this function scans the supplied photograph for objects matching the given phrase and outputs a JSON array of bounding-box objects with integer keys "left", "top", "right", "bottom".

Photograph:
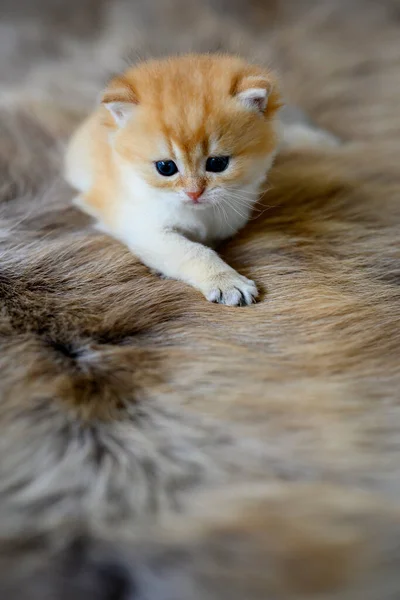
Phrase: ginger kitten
[{"left": 65, "top": 54, "right": 283, "bottom": 305}]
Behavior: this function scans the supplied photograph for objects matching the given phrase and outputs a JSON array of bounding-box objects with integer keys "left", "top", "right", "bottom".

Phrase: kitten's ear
[
  {"left": 235, "top": 74, "right": 282, "bottom": 116},
  {"left": 101, "top": 76, "right": 138, "bottom": 127}
]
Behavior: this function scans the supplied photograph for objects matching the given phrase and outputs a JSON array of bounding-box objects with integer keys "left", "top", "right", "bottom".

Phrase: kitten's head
[{"left": 102, "top": 54, "right": 282, "bottom": 208}]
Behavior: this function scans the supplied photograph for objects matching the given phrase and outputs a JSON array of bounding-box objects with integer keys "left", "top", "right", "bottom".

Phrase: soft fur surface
[{"left": 1, "top": 0, "right": 400, "bottom": 598}]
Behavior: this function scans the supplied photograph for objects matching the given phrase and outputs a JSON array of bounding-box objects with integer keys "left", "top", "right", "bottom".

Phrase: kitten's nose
[{"left": 186, "top": 189, "right": 204, "bottom": 202}]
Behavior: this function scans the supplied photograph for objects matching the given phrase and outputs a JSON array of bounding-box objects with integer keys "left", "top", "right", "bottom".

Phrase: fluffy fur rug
[{"left": 1, "top": 0, "right": 400, "bottom": 597}]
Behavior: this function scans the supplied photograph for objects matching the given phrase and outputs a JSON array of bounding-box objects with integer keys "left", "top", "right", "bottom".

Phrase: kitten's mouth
[{"left": 184, "top": 198, "right": 211, "bottom": 208}]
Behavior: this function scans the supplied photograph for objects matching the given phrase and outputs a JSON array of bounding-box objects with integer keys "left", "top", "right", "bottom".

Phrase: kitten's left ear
[
  {"left": 101, "top": 76, "right": 138, "bottom": 127},
  {"left": 235, "top": 74, "right": 282, "bottom": 116}
]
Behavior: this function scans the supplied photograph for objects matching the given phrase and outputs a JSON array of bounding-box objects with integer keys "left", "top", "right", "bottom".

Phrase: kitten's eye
[
  {"left": 206, "top": 156, "right": 230, "bottom": 173},
  {"left": 155, "top": 160, "right": 178, "bottom": 177}
]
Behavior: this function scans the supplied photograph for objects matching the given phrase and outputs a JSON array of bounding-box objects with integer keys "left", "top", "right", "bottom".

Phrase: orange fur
[{"left": 65, "top": 54, "right": 282, "bottom": 228}]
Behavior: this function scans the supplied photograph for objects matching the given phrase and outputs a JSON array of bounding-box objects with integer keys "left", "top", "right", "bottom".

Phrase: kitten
[{"left": 65, "top": 54, "right": 283, "bottom": 306}]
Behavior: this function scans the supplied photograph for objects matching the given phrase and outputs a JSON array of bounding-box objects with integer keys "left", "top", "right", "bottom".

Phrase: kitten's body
[
  {"left": 65, "top": 54, "right": 338, "bottom": 305},
  {"left": 65, "top": 54, "right": 282, "bottom": 305}
]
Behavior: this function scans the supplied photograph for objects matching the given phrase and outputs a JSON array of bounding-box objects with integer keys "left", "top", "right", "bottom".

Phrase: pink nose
[{"left": 186, "top": 190, "right": 203, "bottom": 202}]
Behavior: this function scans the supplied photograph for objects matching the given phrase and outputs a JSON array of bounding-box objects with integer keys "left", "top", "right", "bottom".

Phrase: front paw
[{"left": 204, "top": 271, "right": 259, "bottom": 306}]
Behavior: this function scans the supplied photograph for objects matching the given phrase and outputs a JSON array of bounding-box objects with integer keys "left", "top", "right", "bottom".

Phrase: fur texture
[{"left": 1, "top": 0, "right": 400, "bottom": 598}]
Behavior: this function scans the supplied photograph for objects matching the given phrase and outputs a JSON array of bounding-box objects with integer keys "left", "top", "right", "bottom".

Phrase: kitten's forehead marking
[
  {"left": 171, "top": 141, "right": 207, "bottom": 172},
  {"left": 171, "top": 141, "right": 186, "bottom": 172},
  {"left": 208, "top": 136, "right": 221, "bottom": 157},
  {"left": 157, "top": 139, "right": 171, "bottom": 159}
]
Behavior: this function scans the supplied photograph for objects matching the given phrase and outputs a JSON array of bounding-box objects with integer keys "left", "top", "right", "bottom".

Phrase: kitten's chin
[
  {"left": 190, "top": 201, "right": 211, "bottom": 209},
  {"left": 181, "top": 198, "right": 212, "bottom": 209}
]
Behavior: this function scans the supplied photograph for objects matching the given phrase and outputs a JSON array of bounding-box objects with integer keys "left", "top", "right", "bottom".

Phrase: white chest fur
[{"left": 114, "top": 168, "right": 257, "bottom": 249}]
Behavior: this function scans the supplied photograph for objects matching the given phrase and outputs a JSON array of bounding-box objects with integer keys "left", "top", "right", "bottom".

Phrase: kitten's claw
[
  {"left": 205, "top": 272, "right": 258, "bottom": 306},
  {"left": 209, "top": 288, "right": 223, "bottom": 303}
]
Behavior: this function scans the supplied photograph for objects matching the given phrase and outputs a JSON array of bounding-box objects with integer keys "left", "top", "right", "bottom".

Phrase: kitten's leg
[
  {"left": 280, "top": 105, "right": 340, "bottom": 150},
  {"left": 129, "top": 230, "right": 258, "bottom": 306}
]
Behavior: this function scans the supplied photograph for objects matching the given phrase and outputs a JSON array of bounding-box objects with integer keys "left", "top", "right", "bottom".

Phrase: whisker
[
  {"left": 228, "top": 196, "right": 270, "bottom": 211},
  {"left": 225, "top": 190, "right": 259, "bottom": 199},
  {"left": 221, "top": 199, "right": 247, "bottom": 221},
  {"left": 224, "top": 195, "right": 277, "bottom": 221},
  {"left": 216, "top": 200, "right": 237, "bottom": 233},
  {"left": 224, "top": 190, "right": 267, "bottom": 206},
  {"left": 226, "top": 196, "right": 263, "bottom": 211}
]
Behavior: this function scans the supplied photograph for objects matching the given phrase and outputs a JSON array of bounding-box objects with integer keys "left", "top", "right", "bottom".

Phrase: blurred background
[
  {"left": 1, "top": 0, "right": 399, "bottom": 143},
  {"left": 1, "top": 3, "right": 400, "bottom": 598}
]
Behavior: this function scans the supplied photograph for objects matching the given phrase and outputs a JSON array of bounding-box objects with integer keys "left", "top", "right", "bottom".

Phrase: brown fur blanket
[{"left": 1, "top": 0, "right": 400, "bottom": 597}]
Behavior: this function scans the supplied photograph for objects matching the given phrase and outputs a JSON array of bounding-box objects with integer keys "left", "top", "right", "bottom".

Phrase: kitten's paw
[
  {"left": 204, "top": 272, "right": 258, "bottom": 306},
  {"left": 149, "top": 268, "right": 170, "bottom": 279}
]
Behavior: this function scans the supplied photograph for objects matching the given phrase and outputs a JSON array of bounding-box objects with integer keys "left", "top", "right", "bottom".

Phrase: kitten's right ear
[
  {"left": 234, "top": 73, "right": 283, "bottom": 117},
  {"left": 101, "top": 76, "right": 138, "bottom": 127}
]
